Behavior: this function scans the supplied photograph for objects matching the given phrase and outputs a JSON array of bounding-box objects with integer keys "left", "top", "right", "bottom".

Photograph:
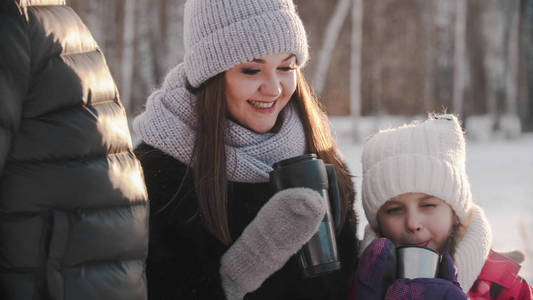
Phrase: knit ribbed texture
[
  {"left": 221, "top": 273, "right": 246, "bottom": 300},
  {"left": 359, "top": 114, "right": 492, "bottom": 293},
  {"left": 183, "top": 0, "right": 309, "bottom": 87},
  {"left": 454, "top": 204, "right": 492, "bottom": 292},
  {"left": 133, "top": 63, "right": 306, "bottom": 183},
  {"left": 362, "top": 114, "right": 472, "bottom": 231},
  {"left": 221, "top": 188, "right": 326, "bottom": 295}
]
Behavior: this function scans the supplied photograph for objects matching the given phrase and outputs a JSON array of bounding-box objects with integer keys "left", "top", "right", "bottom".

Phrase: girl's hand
[
  {"left": 351, "top": 238, "right": 467, "bottom": 299},
  {"left": 385, "top": 277, "right": 466, "bottom": 299}
]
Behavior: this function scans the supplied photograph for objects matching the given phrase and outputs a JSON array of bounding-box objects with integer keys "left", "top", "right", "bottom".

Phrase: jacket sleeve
[
  {"left": 519, "top": 279, "right": 533, "bottom": 300},
  {"left": 334, "top": 206, "right": 359, "bottom": 299},
  {"left": 0, "top": 2, "right": 30, "bottom": 176},
  {"left": 135, "top": 145, "right": 227, "bottom": 300}
]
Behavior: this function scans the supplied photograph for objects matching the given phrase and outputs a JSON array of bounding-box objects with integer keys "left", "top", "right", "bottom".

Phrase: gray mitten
[{"left": 220, "top": 187, "right": 326, "bottom": 299}]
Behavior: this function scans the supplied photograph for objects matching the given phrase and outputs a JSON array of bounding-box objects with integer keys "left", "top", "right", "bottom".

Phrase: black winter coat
[
  {"left": 0, "top": 1, "right": 148, "bottom": 299},
  {"left": 135, "top": 143, "right": 359, "bottom": 300}
]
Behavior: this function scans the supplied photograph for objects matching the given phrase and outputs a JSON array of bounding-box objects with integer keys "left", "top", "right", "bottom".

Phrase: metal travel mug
[
  {"left": 270, "top": 154, "right": 342, "bottom": 278},
  {"left": 396, "top": 246, "right": 441, "bottom": 279}
]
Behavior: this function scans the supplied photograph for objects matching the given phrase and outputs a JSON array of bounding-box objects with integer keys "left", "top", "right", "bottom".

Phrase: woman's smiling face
[
  {"left": 377, "top": 192, "right": 455, "bottom": 252},
  {"left": 224, "top": 52, "right": 298, "bottom": 133}
]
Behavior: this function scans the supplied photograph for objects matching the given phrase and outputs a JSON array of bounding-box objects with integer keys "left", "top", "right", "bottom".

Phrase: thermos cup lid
[
  {"left": 396, "top": 245, "right": 439, "bottom": 254},
  {"left": 273, "top": 153, "right": 317, "bottom": 169}
]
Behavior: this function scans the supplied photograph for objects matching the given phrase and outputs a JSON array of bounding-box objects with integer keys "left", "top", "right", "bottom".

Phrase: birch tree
[
  {"left": 165, "top": 0, "right": 185, "bottom": 69},
  {"left": 313, "top": 0, "right": 352, "bottom": 95},
  {"left": 350, "top": 0, "right": 363, "bottom": 140},
  {"left": 418, "top": 0, "right": 435, "bottom": 113},
  {"left": 121, "top": 0, "right": 137, "bottom": 114},
  {"left": 85, "top": 1, "right": 103, "bottom": 47},
  {"left": 482, "top": 0, "right": 506, "bottom": 130},
  {"left": 501, "top": 0, "right": 522, "bottom": 137},
  {"left": 452, "top": 0, "right": 468, "bottom": 119},
  {"left": 372, "top": 1, "right": 385, "bottom": 116},
  {"left": 525, "top": 0, "right": 533, "bottom": 128},
  {"left": 434, "top": 0, "right": 455, "bottom": 107},
  {"left": 505, "top": 0, "right": 520, "bottom": 117},
  {"left": 137, "top": 0, "right": 157, "bottom": 93}
]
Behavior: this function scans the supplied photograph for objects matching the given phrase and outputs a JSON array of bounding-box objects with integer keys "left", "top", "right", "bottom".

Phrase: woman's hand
[{"left": 220, "top": 187, "right": 326, "bottom": 299}]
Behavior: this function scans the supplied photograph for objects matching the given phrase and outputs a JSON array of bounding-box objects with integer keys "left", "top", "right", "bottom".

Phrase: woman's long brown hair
[{"left": 192, "top": 69, "right": 355, "bottom": 245}]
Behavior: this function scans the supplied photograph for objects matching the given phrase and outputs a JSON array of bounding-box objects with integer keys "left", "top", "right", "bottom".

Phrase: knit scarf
[{"left": 133, "top": 63, "right": 307, "bottom": 183}]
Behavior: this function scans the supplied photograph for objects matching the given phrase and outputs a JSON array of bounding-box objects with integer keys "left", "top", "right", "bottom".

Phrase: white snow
[{"left": 330, "top": 116, "right": 533, "bottom": 282}]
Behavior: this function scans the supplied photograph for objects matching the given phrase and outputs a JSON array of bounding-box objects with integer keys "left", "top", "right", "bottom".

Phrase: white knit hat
[
  {"left": 362, "top": 114, "right": 472, "bottom": 231},
  {"left": 361, "top": 114, "right": 493, "bottom": 292},
  {"left": 183, "top": 0, "right": 309, "bottom": 87}
]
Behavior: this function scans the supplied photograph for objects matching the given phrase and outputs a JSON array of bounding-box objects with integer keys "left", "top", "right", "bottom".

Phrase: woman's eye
[
  {"left": 278, "top": 66, "right": 296, "bottom": 72},
  {"left": 241, "top": 68, "right": 260, "bottom": 75},
  {"left": 421, "top": 203, "right": 437, "bottom": 208}
]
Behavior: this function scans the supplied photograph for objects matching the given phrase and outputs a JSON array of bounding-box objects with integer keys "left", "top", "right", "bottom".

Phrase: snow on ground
[{"left": 330, "top": 116, "right": 533, "bottom": 282}]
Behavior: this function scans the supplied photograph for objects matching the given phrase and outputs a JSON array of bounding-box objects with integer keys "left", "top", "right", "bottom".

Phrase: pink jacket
[{"left": 468, "top": 250, "right": 532, "bottom": 300}]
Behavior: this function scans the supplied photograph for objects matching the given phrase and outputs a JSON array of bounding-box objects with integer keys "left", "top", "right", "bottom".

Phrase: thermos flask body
[
  {"left": 396, "top": 246, "right": 441, "bottom": 279},
  {"left": 270, "top": 154, "right": 341, "bottom": 277},
  {"left": 296, "top": 190, "right": 340, "bottom": 277}
]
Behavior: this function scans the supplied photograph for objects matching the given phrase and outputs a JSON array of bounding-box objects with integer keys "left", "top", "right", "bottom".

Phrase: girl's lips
[
  {"left": 402, "top": 241, "right": 430, "bottom": 247},
  {"left": 413, "top": 241, "right": 429, "bottom": 247}
]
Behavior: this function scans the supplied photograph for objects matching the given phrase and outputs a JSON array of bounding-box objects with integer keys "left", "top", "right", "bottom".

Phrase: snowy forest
[
  {"left": 65, "top": 0, "right": 533, "bottom": 280},
  {"left": 67, "top": 0, "right": 533, "bottom": 137}
]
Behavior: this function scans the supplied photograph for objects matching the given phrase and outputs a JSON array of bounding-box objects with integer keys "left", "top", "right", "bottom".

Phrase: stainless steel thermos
[
  {"left": 396, "top": 246, "right": 441, "bottom": 279},
  {"left": 270, "top": 154, "right": 342, "bottom": 278}
]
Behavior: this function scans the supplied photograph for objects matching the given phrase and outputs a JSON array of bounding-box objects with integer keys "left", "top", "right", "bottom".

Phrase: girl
[
  {"left": 132, "top": 0, "right": 358, "bottom": 299},
  {"left": 352, "top": 114, "right": 532, "bottom": 299}
]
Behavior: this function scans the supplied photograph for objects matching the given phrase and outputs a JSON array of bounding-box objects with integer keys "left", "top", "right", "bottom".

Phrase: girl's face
[
  {"left": 377, "top": 193, "right": 455, "bottom": 253},
  {"left": 224, "top": 52, "right": 298, "bottom": 133}
]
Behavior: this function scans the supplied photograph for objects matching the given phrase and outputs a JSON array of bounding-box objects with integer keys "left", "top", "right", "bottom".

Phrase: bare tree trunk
[
  {"left": 86, "top": 1, "right": 103, "bottom": 46},
  {"left": 435, "top": 0, "right": 454, "bottom": 109},
  {"left": 313, "top": 0, "right": 352, "bottom": 95},
  {"left": 520, "top": 0, "right": 532, "bottom": 131},
  {"left": 498, "top": 0, "right": 523, "bottom": 138},
  {"left": 482, "top": 0, "right": 506, "bottom": 130},
  {"left": 138, "top": 0, "right": 156, "bottom": 91},
  {"left": 350, "top": 0, "right": 363, "bottom": 140},
  {"left": 453, "top": 0, "right": 468, "bottom": 119},
  {"left": 419, "top": 0, "right": 435, "bottom": 113},
  {"left": 373, "top": 1, "right": 385, "bottom": 116},
  {"left": 506, "top": 0, "right": 520, "bottom": 116},
  {"left": 165, "top": 0, "right": 185, "bottom": 69},
  {"left": 121, "top": 0, "right": 137, "bottom": 115}
]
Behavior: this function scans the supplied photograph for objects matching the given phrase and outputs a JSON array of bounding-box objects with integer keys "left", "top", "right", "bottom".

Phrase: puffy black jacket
[{"left": 0, "top": 1, "right": 148, "bottom": 299}]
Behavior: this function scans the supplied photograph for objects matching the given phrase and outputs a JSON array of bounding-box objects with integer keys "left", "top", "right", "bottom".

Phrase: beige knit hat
[
  {"left": 362, "top": 114, "right": 472, "bottom": 231},
  {"left": 361, "top": 114, "right": 492, "bottom": 292}
]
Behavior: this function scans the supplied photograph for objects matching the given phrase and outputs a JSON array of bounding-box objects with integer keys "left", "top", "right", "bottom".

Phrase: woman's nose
[{"left": 260, "top": 73, "right": 282, "bottom": 98}]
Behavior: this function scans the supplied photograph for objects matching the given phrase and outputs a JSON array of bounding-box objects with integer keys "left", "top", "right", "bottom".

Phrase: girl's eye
[
  {"left": 385, "top": 207, "right": 402, "bottom": 214},
  {"left": 241, "top": 68, "right": 260, "bottom": 75},
  {"left": 278, "top": 66, "right": 296, "bottom": 72}
]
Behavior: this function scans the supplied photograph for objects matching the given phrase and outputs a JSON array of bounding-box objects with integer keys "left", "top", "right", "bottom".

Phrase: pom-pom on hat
[
  {"left": 183, "top": 0, "right": 309, "bottom": 87},
  {"left": 362, "top": 114, "right": 473, "bottom": 232}
]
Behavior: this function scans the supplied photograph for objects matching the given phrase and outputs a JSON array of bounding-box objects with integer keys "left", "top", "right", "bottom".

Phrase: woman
[{"left": 133, "top": 0, "right": 358, "bottom": 299}]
